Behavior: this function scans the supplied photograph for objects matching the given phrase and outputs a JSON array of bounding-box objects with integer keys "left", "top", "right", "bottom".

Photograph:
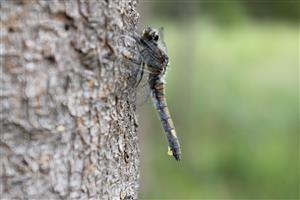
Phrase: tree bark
[{"left": 0, "top": 0, "right": 140, "bottom": 199}]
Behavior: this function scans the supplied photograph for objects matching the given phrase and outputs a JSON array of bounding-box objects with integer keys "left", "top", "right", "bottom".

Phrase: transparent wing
[
  {"left": 117, "top": 33, "right": 155, "bottom": 75},
  {"left": 116, "top": 33, "right": 154, "bottom": 105},
  {"left": 158, "top": 27, "right": 168, "bottom": 54},
  {"left": 135, "top": 76, "right": 152, "bottom": 106},
  {"left": 117, "top": 62, "right": 152, "bottom": 106},
  {"left": 159, "top": 27, "right": 165, "bottom": 42}
]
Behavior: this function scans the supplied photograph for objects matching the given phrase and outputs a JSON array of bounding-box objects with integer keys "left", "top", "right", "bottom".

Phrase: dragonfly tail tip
[{"left": 174, "top": 153, "right": 181, "bottom": 161}]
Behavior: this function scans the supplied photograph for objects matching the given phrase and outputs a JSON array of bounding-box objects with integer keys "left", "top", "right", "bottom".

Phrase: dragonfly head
[
  {"left": 142, "top": 27, "right": 169, "bottom": 69},
  {"left": 142, "top": 27, "right": 159, "bottom": 42}
]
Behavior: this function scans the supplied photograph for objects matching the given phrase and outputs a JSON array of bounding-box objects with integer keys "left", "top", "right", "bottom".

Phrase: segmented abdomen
[{"left": 149, "top": 75, "right": 181, "bottom": 161}]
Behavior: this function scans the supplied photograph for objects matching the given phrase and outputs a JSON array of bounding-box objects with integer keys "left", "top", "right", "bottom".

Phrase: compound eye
[{"left": 153, "top": 34, "right": 159, "bottom": 41}]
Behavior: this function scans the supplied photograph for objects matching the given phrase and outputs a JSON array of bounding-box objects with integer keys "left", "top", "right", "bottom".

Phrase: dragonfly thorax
[{"left": 139, "top": 27, "right": 170, "bottom": 74}]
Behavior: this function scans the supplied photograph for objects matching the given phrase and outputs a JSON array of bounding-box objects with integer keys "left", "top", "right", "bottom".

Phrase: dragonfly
[{"left": 122, "top": 27, "right": 181, "bottom": 161}]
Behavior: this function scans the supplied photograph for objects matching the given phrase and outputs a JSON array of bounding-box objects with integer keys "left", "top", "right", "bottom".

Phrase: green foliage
[
  {"left": 148, "top": 0, "right": 299, "bottom": 23},
  {"left": 138, "top": 18, "right": 299, "bottom": 199}
]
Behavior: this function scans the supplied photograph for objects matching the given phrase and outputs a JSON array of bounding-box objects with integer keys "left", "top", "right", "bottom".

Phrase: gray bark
[{"left": 0, "top": 0, "right": 140, "bottom": 199}]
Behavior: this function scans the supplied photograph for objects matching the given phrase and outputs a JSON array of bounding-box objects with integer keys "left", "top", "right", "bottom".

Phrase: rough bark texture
[{"left": 0, "top": 0, "right": 140, "bottom": 199}]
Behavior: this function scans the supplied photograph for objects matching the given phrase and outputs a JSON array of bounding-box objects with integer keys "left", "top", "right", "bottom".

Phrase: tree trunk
[{"left": 0, "top": 0, "right": 140, "bottom": 199}]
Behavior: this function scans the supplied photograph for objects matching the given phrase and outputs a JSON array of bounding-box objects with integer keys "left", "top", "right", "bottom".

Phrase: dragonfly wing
[
  {"left": 158, "top": 27, "right": 168, "bottom": 54},
  {"left": 135, "top": 79, "right": 152, "bottom": 106},
  {"left": 117, "top": 66, "right": 151, "bottom": 106},
  {"left": 158, "top": 27, "right": 165, "bottom": 42}
]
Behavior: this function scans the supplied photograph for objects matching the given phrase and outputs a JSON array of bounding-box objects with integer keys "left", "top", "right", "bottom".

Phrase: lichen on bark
[{"left": 0, "top": 0, "right": 140, "bottom": 199}]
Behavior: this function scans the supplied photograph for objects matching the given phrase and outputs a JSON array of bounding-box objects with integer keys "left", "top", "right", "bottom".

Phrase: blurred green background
[{"left": 136, "top": 0, "right": 299, "bottom": 199}]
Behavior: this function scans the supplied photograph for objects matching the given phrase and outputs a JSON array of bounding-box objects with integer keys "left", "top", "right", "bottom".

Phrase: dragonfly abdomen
[{"left": 150, "top": 76, "right": 181, "bottom": 161}]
